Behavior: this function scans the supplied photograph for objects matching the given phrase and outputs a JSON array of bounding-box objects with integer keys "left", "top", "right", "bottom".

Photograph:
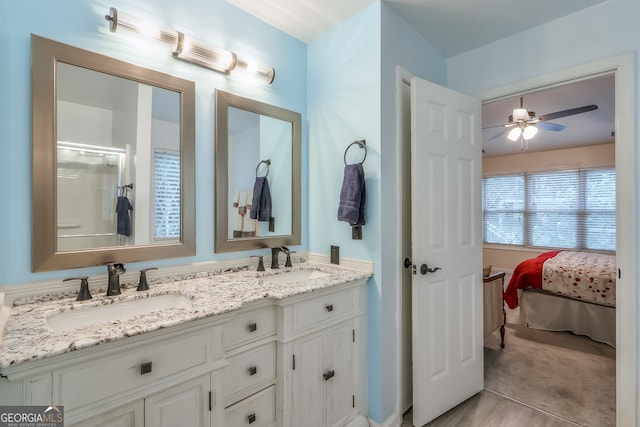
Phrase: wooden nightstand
[{"left": 483, "top": 271, "right": 506, "bottom": 348}]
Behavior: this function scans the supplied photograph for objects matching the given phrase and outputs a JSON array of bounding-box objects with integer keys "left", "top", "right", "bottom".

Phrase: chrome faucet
[
  {"left": 106, "top": 263, "right": 126, "bottom": 296},
  {"left": 271, "top": 247, "right": 289, "bottom": 269}
]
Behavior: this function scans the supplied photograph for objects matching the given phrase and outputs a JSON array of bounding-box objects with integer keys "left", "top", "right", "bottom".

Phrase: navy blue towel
[
  {"left": 250, "top": 177, "right": 272, "bottom": 222},
  {"left": 116, "top": 196, "right": 133, "bottom": 236},
  {"left": 337, "top": 163, "right": 366, "bottom": 226}
]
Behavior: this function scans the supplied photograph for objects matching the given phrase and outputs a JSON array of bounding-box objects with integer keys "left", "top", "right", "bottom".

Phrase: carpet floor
[{"left": 483, "top": 312, "right": 616, "bottom": 427}]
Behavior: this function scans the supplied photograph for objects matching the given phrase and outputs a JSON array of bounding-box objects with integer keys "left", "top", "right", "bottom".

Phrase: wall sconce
[{"left": 105, "top": 7, "right": 275, "bottom": 84}]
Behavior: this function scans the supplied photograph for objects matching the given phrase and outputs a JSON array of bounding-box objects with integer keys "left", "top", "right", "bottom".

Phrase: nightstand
[{"left": 483, "top": 271, "right": 506, "bottom": 348}]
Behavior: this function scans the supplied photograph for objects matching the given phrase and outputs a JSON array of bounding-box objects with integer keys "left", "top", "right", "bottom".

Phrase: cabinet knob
[
  {"left": 248, "top": 365, "right": 258, "bottom": 376},
  {"left": 323, "top": 369, "right": 335, "bottom": 381},
  {"left": 325, "top": 304, "right": 334, "bottom": 312},
  {"left": 140, "top": 362, "right": 152, "bottom": 375},
  {"left": 248, "top": 413, "right": 256, "bottom": 424},
  {"left": 248, "top": 322, "right": 257, "bottom": 333}
]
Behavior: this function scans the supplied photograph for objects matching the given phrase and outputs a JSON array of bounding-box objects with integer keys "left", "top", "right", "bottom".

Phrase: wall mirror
[
  {"left": 32, "top": 35, "right": 196, "bottom": 272},
  {"left": 215, "top": 90, "right": 301, "bottom": 253}
]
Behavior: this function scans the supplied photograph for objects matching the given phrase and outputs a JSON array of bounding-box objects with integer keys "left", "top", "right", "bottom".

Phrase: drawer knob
[
  {"left": 248, "top": 365, "right": 258, "bottom": 376},
  {"left": 248, "top": 323, "right": 257, "bottom": 333},
  {"left": 323, "top": 369, "right": 335, "bottom": 381},
  {"left": 325, "top": 304, "right": 334, "bottom": 312},
  {"left": 140, "top": 362, "right": 152, "bottom": 375},
  {"left": 248, "top": 413, "right": 256, "bottom": 424}
]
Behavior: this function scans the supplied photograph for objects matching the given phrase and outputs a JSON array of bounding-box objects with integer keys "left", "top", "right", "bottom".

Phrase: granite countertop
[{"left": 0, "top": 262, "right": 371, "bottom": 369}]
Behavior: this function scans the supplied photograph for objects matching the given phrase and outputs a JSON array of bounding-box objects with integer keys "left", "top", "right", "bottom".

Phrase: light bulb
[
  {"left": 507, "top": 127, "right": 522, "bottom": 141},
  {"left": 523, "top": 125, "right": 538, "bottom": 140}
]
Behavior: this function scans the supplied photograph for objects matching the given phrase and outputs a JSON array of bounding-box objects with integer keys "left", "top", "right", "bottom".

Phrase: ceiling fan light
[
  {"left": 523, "top": 125, "right": 538, "bottom": 140},
  {"left": 512, "top": 108, "right": 529, "bottom": 122},
  {"left": 507, "top": 127, "right": 522, "bottom": 141}
]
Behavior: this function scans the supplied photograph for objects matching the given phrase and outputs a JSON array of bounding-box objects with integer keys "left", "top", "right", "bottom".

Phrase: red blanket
[{"left": 504, "top": 251, "right": 561, "bottom": 309}]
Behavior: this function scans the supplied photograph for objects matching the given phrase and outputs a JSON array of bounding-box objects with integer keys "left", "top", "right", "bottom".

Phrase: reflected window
[{"left": 154, "top": 149, "right": 181, "bottom": 240}]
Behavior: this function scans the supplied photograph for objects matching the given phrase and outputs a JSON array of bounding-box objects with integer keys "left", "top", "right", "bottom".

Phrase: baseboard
[
  {"left": 368, "top": 412, "right": 401, "bottom": 427},
  {"left": 345, "top": 415, "right": 371, "bottom": 427},
  {"left": 307, "top": 252, "right": 375, "bottom": 273}
]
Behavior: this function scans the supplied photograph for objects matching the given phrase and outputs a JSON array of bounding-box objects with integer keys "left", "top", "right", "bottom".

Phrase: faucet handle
[
  {"left": 251, "top": 255, "right": 265, "bottom": 272},
  {"left": 137, "top": 267, "right": 158, "bottom": 291},
  {"left": 63, "top": 277, "right": 92, "bottom": 301},
  {"left": 284, "top": 250, "right": 296, "bottom": 268}
]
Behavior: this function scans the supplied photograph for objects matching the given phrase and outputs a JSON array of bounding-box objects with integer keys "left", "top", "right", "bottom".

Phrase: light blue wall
[
  {"left": 380, "top": 3, "right": 447, "bottom": 422},
  {"left": 1, "top": 0, "right": 307, "bottom": 285},
  {"left": 307, "top": 3, "right": 383, "bottom": 421},
  {"left": 307, "top": 1, "right": 448, "bottom": 423}
]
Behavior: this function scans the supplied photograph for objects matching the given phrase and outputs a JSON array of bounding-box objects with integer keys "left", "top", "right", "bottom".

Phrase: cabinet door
[
  {"left": 145, "top": 375, "right": 211, "bottom": 427},
  {"left": 325, "top": 320, "right": 354, "bottom": 427},
  {"left": 70, "top": 400, "right": 143, "bottom": 427},
  {"left": 290, "top": 331, "right": 325, "bottom": 427}
]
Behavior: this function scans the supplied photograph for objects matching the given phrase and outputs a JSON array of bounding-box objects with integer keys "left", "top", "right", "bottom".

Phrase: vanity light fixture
[{"left": 105, "top": 7, "right": 275, "bottom": 84}]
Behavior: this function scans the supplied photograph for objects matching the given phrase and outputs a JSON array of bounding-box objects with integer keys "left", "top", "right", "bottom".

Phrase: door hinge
[
  {"left": 352, "top": 329, "right": 355, "bottom": 342},
  {"left": 292, "top": 354, "right": 296, "bottom": 370},
  {"left": 352, "top": 395, "right": 355, "bottom": 408},
  {"left": 208, "top": 391, "right": 212, "bottom": 412},
  {"left": 618, "top": 268, "right": 621, "bottom": 279}
]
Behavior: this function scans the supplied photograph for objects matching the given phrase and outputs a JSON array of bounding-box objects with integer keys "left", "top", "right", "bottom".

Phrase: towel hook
[
  {"left": 344, "top": 139, "right": 367, "bottom": 165},
  {"left": 256, "top": 159, "right": 270, "bottom": 178}
]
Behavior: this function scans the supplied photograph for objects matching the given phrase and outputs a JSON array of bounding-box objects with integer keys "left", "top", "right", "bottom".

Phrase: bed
[{"left": 504, "top": 250, "right": 616, "bottom": 347}]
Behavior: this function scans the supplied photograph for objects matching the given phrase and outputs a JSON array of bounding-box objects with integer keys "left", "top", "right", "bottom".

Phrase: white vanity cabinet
[
  {"left": 0, "top": 318, "right": 229, "bottom": 427},
  {"left": 222, "top": 303, "right": 278, "bottom": 427},
  {"left": 0, "top": 275, "right": 369, "bottom": 427},
  {"left": 277, "top": 281, "right": 368, "bottom": 427}
]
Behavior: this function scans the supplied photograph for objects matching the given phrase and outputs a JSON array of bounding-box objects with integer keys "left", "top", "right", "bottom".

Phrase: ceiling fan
[{"left": 485, "top": 97, "right": 598, "bottom": 149}]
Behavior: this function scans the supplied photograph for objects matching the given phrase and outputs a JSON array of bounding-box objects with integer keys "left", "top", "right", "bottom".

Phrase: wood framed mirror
[
  {"left": 214, "top": 90, "right": 301, "bottom": 253},
  {"left": 31, "top": 35, "right": 196, "bottom": 271}
]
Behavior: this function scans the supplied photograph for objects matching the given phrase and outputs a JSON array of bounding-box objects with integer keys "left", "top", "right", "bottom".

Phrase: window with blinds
[
  {"left": 154, "top": 149, "right": 181, "bottom": 240},
  {"left": 483, "top": 167, "right": 615, "bottom": 251}
]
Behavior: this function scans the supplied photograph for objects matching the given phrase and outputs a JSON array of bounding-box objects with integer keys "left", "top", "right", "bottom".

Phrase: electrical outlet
[{"left": 330, "top": 245, "right": 340, "bottom": 265}]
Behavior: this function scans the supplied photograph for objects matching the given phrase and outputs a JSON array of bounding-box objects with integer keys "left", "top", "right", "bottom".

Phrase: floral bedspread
[{"left": 542, "top": 251, "right": 616, "bottom": 307}]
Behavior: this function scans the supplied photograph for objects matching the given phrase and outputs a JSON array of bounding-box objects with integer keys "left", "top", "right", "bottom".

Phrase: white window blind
[
  {"left": 483, "top": 174, "right": 525, "bottom": 245},
  {"left": 154, "top": 149, "right": 181, "bottom": 240},
  {"left": 483, "top": 167, "right": 615, "bottom": 251}
]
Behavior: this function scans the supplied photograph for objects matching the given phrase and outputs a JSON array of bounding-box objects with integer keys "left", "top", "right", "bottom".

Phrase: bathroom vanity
[{"left": 0, "top": 261, "right": 370, "bottom": 427}]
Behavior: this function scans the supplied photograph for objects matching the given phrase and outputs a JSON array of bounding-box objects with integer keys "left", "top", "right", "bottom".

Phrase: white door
[{"left": 410, "top": 76, "right": 483, "bottom": 426}]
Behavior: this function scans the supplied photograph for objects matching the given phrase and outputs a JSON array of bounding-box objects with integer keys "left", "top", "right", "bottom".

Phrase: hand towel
[
  {"left": 250, "top": 177, "right": 272, "bottom": 222},
  {"left": 116, "top": 195, "right": 133, "bottom": 236},
  {"left": 337, "top": 163, "right": 366, "bottom": 226}
]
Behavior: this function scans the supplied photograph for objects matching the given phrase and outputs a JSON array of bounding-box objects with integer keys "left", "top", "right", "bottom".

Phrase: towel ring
[
  {"left": 256, "top": 159, "right": 270, "bottom": 178},
  {"left": 344, "top": 140, "right": 367, "bottom": 165}
]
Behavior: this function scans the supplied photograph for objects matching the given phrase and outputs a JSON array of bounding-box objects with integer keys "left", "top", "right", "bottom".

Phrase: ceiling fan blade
[
  {"left": 537, "top": 104, "right": 598, "bottom": 121},
  {"left": 536, "top": 121, "right": 566, "bottom": 132},
  {"left": 488, "top": 127, "right": 510, "bottom": 141},
  {"left": 482, "top": 124, "right": 508, "bottom": 130}
]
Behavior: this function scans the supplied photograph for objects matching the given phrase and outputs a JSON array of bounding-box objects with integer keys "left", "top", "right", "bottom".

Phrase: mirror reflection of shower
[{"left": 56, "top": 141, "right": 128, "bottom": 250}]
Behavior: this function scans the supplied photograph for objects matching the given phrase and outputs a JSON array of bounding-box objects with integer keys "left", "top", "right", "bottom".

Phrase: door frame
[{"left": 395, "top": 52, "right": 636, "bottom": 426}]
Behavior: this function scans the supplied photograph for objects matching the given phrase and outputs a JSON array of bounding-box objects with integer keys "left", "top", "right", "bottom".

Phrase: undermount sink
[
  {"left": 46, "top": 293, "right": 193, "bottom": 332},
  {"left": 261, "top": 269, "right": 330, "bottom": 285}
]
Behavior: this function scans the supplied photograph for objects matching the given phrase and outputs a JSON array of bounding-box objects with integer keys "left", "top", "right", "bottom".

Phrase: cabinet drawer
[
  {"left": 225, "top": 385, "right": 275, "bottom": 427},
  {"left": 224, "top": 342, "right": 276, "bottom": 401},
  {"left": 292, "top": 288, "right": 355, "bottom": 333},
  {"left": 56, "top": 329, "right": 209, "bottom": 411},
  {"left": 224, "top": 307, "right": 276, "bottom": 351}
]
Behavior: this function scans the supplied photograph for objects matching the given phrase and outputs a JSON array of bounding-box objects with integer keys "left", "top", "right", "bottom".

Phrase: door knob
[
  {"left": 420, "top": 264, "right": 442, "bottom": 275},
  {"left": 403, "top": 258, "right": 412, "bottom": 269}
]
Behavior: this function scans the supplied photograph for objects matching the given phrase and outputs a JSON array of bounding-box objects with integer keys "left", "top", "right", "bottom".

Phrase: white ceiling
[{"left": 226, "top": 0, "right": 607, "bottom": 57}]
